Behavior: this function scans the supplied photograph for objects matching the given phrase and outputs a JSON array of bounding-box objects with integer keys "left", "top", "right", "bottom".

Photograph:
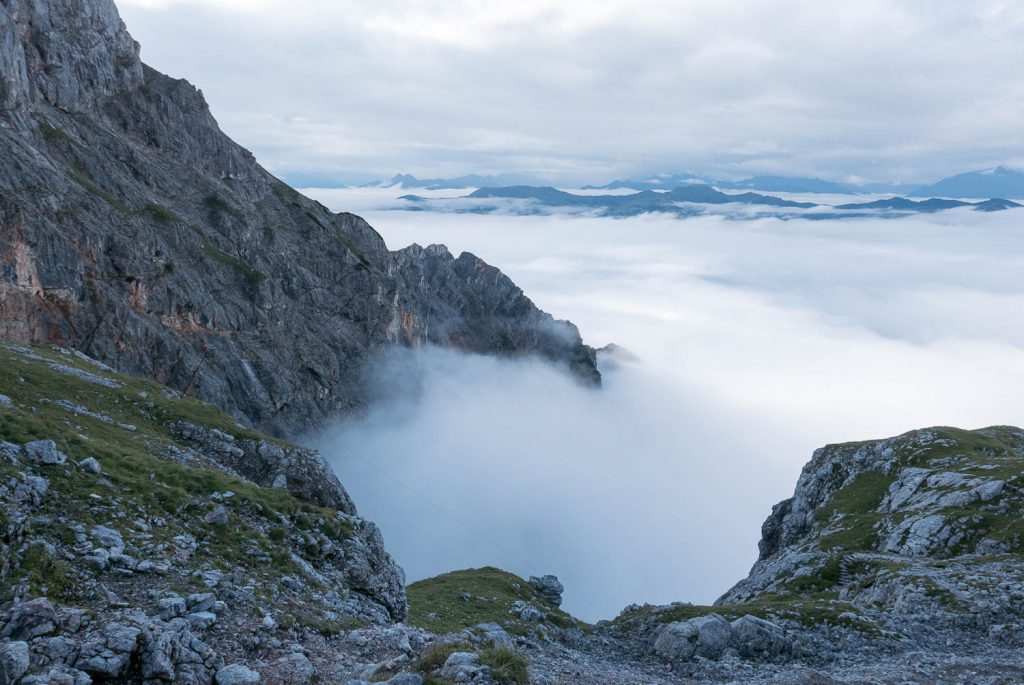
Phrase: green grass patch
[
  {"left": 479, "top": 647, "right": 529, "bottom": 685},
  {"left": 407, "top": 567, "right": 580, "bottom": 636},
  {"left": 0, "top": 343, "right": 352, "bottom": 605},
  {"left": 2, "top": 543, "right": 75, "bottom": 603},
  {"left": 202, "top": 243, "right": 265, "bottom": 284},
  {"left": 37, "top": 119, "right": 76, "bottom": 146},
  {"left": 69, "top": 168, "right": 128, "bottom": 212},
  {"left": 139, "top": 202, "right": 179, "bottom": 224},
  {"left": 272, "top": 182, "right": 304, "bottom": 206},
  {"left": 415, "top": 642, "right": 474, "bottom": 674},
  {"left": 814, "top": 470, "right": 893, "bottom": 552},
  {"left": 613, "top": 592, "right": 883, "bottom": 635}
]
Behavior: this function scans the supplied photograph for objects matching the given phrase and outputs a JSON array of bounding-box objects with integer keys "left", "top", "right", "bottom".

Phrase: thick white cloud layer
[
  {"left": 117, "top": 0, "right": 1024, "bottom": 184},
  {"left": 305, "top": 192, "right": 1024, "bottom": 620}
]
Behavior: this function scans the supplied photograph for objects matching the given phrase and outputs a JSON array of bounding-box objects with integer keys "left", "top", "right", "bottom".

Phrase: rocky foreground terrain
[{"left": 2, "top": 342, "right": 1024, "bottom": 684}]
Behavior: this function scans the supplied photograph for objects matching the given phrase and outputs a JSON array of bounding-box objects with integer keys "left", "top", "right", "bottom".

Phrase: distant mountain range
[
  {"left": 298, "top": 166, "right": 1024, "bottom": 200},
  {"left": 467, "top": 184, "right": 816, "bottom": 211},
  {"left": 715, "top": 176, "right": 857, "bottom": 194},
  {"left": 584, "top": 174, "right": 924, "bottom": 195},
  {"left": 836, "top": 197, "right": 1021, "bottom": 213},
  {"left": 909, "top": 166, "right": 1024, "bottom": 199},
  {"left": 363, "top": 173, "right": 536, "bottom": 190},
  {"left": 399, "top": 185, "right": 1020, "bottom": 220}
]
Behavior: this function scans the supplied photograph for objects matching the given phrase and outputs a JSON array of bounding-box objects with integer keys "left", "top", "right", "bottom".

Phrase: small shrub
[
  {"left": 479, "top": 648, "right": 528, "bottom": 685},
  {"left": 415, "top": 642, "right": 473, "bottom": 674},
  {"left": 202, "top": 243, "right": 265, "bottom": 284},
  {"left": 141, "top": 203, "right": 178, "bottom": 224}
]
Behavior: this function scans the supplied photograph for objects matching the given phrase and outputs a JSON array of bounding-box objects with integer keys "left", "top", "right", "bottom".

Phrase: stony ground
[{"left": 4, "top": 343, "right": 1024, "bottom": 684}]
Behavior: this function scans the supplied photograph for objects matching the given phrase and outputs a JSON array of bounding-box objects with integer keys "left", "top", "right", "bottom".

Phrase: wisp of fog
[{"left": 307, "top": 190, "right": 1024, "bottom": 621}]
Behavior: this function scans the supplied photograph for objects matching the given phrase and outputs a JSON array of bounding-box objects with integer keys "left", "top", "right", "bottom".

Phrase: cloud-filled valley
[{"left": 306, "top": 189, "right": 1024, "bottom": 620}]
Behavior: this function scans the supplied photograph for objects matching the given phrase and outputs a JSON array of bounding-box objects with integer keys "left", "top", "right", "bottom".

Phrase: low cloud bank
[
  {"left": 313, "top": 346, "right": 791, "bottom": 621},
  {"left": 307, "top": 190, "right": 1024, "bottom": 621}
]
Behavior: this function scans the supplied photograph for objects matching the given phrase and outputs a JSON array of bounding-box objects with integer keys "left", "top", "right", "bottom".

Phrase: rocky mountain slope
[
  {"left": 605, "top": 426, "right": 1024, "bottom": 683},
  {"left": 0, "top": 342, "right": 408, "bottom": 684},
  {"left": 0, "top": 0, "right": 598, "bottom": 441},
  {"left": 5, "top": 361, "right": 1022, "bottom": 685}
]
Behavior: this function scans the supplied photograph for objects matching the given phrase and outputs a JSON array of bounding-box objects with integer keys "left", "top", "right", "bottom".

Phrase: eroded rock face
[
  {"left": 0, "top": 0, "right": 598, "bottom": 441},
  {"left": 0, "top": 641, "right": 29, "bottom": 684},
  {"left": 0, "top": 0, "right": 144, "bottom": 113},
  {"left": 715, "top": 426, "right": 1024, "bottom": 650},
  {"left": 528, "top": 575, "right": 564, "bottom": 608},
  {"left": 168, "top": 421, "right": 357, "bottom": 514}
]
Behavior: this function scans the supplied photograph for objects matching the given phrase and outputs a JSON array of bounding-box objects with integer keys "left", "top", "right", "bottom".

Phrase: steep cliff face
[
  {"left": 721, "top": 426, "right": 1024, "bottom": 606},
  {"left": 0, "top": 343, "right": 411, "bottom": 685},
  {"left": 0, "top": 0, "right": 599, "bottom": 439},
  {"left": 606, "top": 426, "right": 1024, "bottom": 683}
]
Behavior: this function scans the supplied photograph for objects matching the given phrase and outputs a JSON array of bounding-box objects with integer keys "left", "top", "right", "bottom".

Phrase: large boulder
[
  {"left": 23, "top": 441, "right": 67, "bottom": 466},
  {"left": 653, "top": 614, "right": 735, "bottom": 661},
  {"left": 140, "top": 619, "right": 222, "bottom": 684},
  {"left": 2, "top": 599, "right": 59, "bottom": 641},
  {"left": 0, "top": 641, "right": 29, "bottom": 685},
  {"left": 528, "top": 575, "right": 564, "bottom": 607},
  {"left": 272, "top": 653, "right": 314, "bottom": 685},
  {"left": 437, "top": 652, "right": 482, "bottom": 682},
  {"left": 340, "top": 520, "right": 408, "bottom": 621},
  {"left": 730, "top": 615, "right": 790, "bottom": 659},
  {"left": 216, "top": 664, "right": 261, "bottom": 685},
  {"left": 75, "top": 623, "right": 142, "bottom": 679}
]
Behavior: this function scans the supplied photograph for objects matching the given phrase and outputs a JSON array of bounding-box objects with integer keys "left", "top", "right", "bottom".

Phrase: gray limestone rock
[
  {"left": 2, "top": 598, "right": 58, "bottom": 640},
  {"left": 77, "top": 458, "right": 102, "bottom": 475},
  {"left": 0, "top": 641, "right": 29, "bottom": 685},
  {"left": 731, "top": 615, "right": 790, "bottom": 659},
  {"left": 216, "top": 664, "right": 261, "bottom": 685},
  {"left": 437, "top": 652, "right": 482, "bottom": 682},
  {"left": 529, "top": 575, "right": 564, "bottom": 608},
  {"left": 141, "top": 618, "right": 223, "bottom": 684},
  {"left": 474, "top": 622, "right": 514, "bottom": 649},
  {"left": 383, "top": 675, "right": 423, "bottom": 685},
  {"left": 653, "top": 614, "right": 734, "bottom": 661},
  {"left": 273, "top": 653, "right": 314, "bottom": 685},
  {"left": 204, "top": 506, "right": 229, "bottom": 526},
  {"left": 187, "top": 593, "right": 217, "bottom": 613},
  {"left": 340, "top": 519, "right": 407, "bottom": 621},
  {"left": 74, "top": 623, "right": 142, "bottom": 679},
  {"left": 23, "top": 441, "right": 67, "bottom": 466},
  {"left": 158, "top": 596, "right": 187, "bottom": 621},
  {"left": 186, "top": 611, "right": 217, "bottom": 630},
  {"left": 89, "top": 525, "right": 123, "bottom": 550}
]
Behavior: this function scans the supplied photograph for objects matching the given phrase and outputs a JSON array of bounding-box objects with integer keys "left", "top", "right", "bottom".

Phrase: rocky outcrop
[
  {"left": 720, "top": 426, "right": 1024, "bottom": 605},
  {"left": 0, "top": 0, "right": 144, "bottom": 113},
  {"left": 0, "top": 0, "right": 599, "bottom": 440},
  {"left": 0, "top": 342, "right": 415, "bottom": 682},
  {"left": 168, "top": 421, "right": 357, "bottom": 514},
  {"left": 603, "top": 426, "right": 1024, "bottom": 683},
  {"left": 527, "top": 575, "right": 564, "bottom": 608}
]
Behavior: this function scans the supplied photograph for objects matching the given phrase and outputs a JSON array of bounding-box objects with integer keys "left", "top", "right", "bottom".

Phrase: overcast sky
[{"left": 117, "top": 0, "right": 1024, "bottom": 185}]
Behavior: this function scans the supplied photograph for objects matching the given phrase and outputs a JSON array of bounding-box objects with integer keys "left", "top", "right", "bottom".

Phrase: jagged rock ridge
[{"left": 0, "top": 0, "right": 599, "bottom": 440}]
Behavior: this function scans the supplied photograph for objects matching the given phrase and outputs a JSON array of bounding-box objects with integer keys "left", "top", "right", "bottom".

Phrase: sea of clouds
[{"left": 306, "top": 188, "right": 1024, "bottom": 621}]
